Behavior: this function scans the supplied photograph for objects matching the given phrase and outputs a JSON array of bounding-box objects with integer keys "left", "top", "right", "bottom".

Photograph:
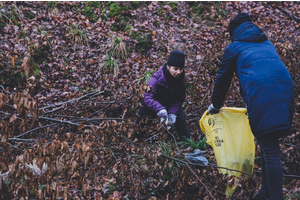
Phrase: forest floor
[{"left": 0, "top": 1, "right": 300, "bottom": 200}]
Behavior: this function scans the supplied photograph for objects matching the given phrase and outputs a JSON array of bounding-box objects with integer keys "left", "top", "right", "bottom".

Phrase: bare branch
[
  {"left": 39, "top": 91, "right": 104, "bottom": 111},
  {"left": 11, "top": 123, "right": 58, "bottom": 139},
  {"left": 161, "top": 153, "right": 217, "bottom": 200},
  {"left": 279, "top": 7, "right": 300, "bottom": 21}
]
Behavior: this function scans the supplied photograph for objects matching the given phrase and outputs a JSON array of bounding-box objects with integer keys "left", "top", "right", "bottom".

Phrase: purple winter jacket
[{"left": 144, "top": 66, "right": 186, "bottom": 115}]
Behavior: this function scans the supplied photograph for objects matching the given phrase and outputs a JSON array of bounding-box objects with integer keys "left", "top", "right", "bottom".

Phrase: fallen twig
[
  {"left": 39, "top": 91, "right": 104, "bottom": 111},
  {"left": 11, "top": 123, "right": 58, "bottom": 139},
  {"left": 0, "top": 66, "right": 12, "bottom": 75},
  {"left": 88, "top": 101, "right": 129, "bottom": 104},
  {"left": 279, "top": 7, "right": 300, "bottom": 21},
  {"left": 191, "top": 163, "right": 253, "bottom": 177},
  {"left": 283, "top": 143, "right": 300, "bottom": 149},
  {"left": 86, "top": 104, "right": 111, "bottom": 118},
  {"left": 38, "top": 116, "right": 99, "bottom": 129},
  {"left": 81, "top": 117, "right": 128, "bottom": 121},
  {"left": 144, "top": 133, "right": 162, "bottom": 142},
  {"left": 161, "top": 153, "right": 217, "bottom": 199},
  {"left": 165, "top": 126, "right": 178, "bottom": 150},
  {"left": 8, "top": 145, "right": 24, "bottom": 152},
  {"left": 8, "top": 138, "right": 38, "bottom": 141},
  {"left": 253, "top": 170, "right": 300, "bottom": 179},
  {"left": 44, "top": 106, "right": 63, "bottom": 114}
]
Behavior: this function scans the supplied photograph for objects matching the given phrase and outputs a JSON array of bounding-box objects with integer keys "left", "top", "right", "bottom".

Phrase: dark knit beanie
[
  {"left": 228, "top": 13, "right": 252, "bottom": 37},
  {"left": 167, "top": 50, "right": 185, "bottom": 69}
]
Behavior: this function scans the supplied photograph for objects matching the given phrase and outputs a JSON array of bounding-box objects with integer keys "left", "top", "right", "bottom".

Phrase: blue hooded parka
[{"left": 212, "top": 22, "right": 294, "bottom": 139}]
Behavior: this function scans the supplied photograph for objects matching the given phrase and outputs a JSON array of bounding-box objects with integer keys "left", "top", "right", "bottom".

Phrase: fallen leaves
[
  {"left": 21, "top": 57, "right": 34, "bottom": 78},
  {"left": 0, "top": 1, "right": 299, "bottom": 200},
  {"left": 0, "top": 93, "right": 9, "bottom": 110}
]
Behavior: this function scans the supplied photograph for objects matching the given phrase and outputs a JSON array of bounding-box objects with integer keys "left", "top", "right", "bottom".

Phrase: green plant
[
  {"left": 157, "top": 7, "right": 163, "bottom": 17},
  {"left": 284, "top": 191, "right": 300, "bottom": 200},
  {"left": 130, "top": 31, "right": 152, "bottom": 55},
  {"left": 87, "top": 1, "right": 102, "bottom": 9},
  {"left": 125, "top": 25, "right": 133, "bottom": 36},
  {"left": 143, "top": 70, "right": 156, "bottom": 83},
  {"left": 168, "top": 2, "right": 178, "bottom": 12},
  {"left": 32, "top": 187, "right": 35, "bottom": 195},
  {"left": 34, "top": 68, "right": 40, "bottom": 76},
  {"left": 63, "top": 56, "right": 69, "bottom": 64},
  {"left": 111, "top": 15, "right": 130, "bottom": 32},
  {"left": 0, "top": 4, "right": 22, "bottom": 27},
  {"left": 158, "top": 141, "right": 185, "bottom": 180},
  {"left": 100, "top": 53, "right": 119, "bottom": 77},
  {"left": 179, "top": 137, "right": 207, "bottom": 150},
  {"left": 23, "top": 10, "right": 35, "bottom": 19},
  {"left": 108, "top": 35, "right": 127, "bottom": 60},
  {"left": 83, "top": 6, "right": 98, "bottom": 23},
  {"left": 106, "top": 182, "right": 120, "bottom": 195},
  {"left": 135, "top": 70, "right": 156, "bottom": 84},
  {"left": 131, "top": 1, "right": 140, "bottom": 9},
  {"left": 39, "top": 23, "right": 47, "bottom": 36},
  {"left": 107, "top": 3, "right": 122, "bottom": 18},
  {"left": 46, "top": 1, "right": 58, "bottom": 9},
  {"left": 192, "top": 4, "right": 205, "bottom": 15},
  {"left": 66, "top": 23, "right": 88, "bottom": 48}
]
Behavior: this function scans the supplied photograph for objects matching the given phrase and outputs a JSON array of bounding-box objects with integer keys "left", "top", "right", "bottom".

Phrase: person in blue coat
[
  {"left": 208, "top": 13, "right": 294, "bottom": 200},
  {"left": 134, "top": 50, "right": 190, "bottom": 140}
]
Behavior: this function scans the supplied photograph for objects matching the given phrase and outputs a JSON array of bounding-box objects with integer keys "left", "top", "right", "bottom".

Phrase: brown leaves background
[{"left": 0, "top": 1, "right": 300, "bottom": 199}]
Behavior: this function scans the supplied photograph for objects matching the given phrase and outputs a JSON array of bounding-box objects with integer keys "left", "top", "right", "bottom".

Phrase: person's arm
[
  {"left": 144, "top": 74, "right": 166, "bottom": 113},
  {"left": 212, "top": 47, "right": 236, "bottom": 108},
  {"left": 167, "top": 88, "right": 186, "bottom": 115}
]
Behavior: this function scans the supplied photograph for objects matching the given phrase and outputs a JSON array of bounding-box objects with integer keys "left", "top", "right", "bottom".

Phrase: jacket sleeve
[
  {"left": 144, "top": 74, "right": 166, "bottom": 113},
  {"left": 167, "top": 88, "right": 186, "bottom": 115},
  {"left": 212, "top": 47, "right": 236, "bottom": 108}
]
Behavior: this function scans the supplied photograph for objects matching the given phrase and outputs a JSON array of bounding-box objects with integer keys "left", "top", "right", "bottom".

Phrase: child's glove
[
  {"left": 168, "top": 114, "right": 177, "bottom": 124},
  {"left": 157, "top": 109, "right": 168, "bottom": 123}
]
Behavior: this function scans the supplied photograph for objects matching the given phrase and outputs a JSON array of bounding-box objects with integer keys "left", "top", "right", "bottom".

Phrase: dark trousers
[
  {"left": 258, "top": 134, "right": 285, "bottom": 200},
  {"left": 134, "top": 103, "right": 190, "bottom": 139}
]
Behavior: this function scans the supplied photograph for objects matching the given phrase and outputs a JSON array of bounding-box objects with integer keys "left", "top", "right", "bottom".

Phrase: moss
[
  {"left": 32, "top": 45, "right": 51, "bottom": 65},
  {"left": 217, "top": 9, "right": 227, "bottom": 19},
  {"left": 111, "top": 23, "right": 118, "bottom": 32},
  {"left": 45, "top": 1, "right": 58, "bottom": 9},
  {"left": 168, "top": 2, "right": 178, "bottom": 12},
  {"left": 193, "top": 4, "right": 205, "bottom": 15},
  {"left": 83, "top": 6, "right": 98, "bottom": 23},
  {"left": 107, "top": 3, "right": 122, "bottom": 19},
  {"left": 187, "top": 2, "right": 206, "bottom": 15},
  {"left": 24, "top": 10, "right": 36, "bottom": 19},
  {"left": 157, "top": 7, "right": 163, "bottom": 17},
  {"left": 158, "top": 2, "right": 168, "bottom": 6},
  {"left": 187, "top": 1, "right": 198, "bottom": 7},
  {"left": 105, "top": 2, "right": 113, "bottom": 7},
  {"left": 131, "top": 1, "right": 140, "bottom": 9},
  {"left": 130, "top": 31, "right": 152, "bottom": 55},
  {"left": 87, "top": 1, "right": 102, "bottom": 9},
  {"left": 111, "top": 16, "right": 130, "bottom": 32}
]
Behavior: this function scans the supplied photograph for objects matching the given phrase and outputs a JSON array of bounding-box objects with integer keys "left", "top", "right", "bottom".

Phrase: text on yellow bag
[{"left": 199, "top": 107, "right": 255, "bottom": 196}]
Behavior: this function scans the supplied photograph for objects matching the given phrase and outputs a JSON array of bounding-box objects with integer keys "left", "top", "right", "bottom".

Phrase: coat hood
[{"left": 231, "top": 22, "right": 267, "bottom": 43}]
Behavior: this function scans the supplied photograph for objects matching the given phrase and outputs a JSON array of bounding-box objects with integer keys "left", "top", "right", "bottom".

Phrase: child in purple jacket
[{"left": 134, "top": 50, "right": 190, "bottom": 140}]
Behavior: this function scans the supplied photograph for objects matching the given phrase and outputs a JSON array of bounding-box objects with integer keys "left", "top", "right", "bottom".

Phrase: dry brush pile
[{"left": 0, "top": 1, "right": 300, "bottom": 199}]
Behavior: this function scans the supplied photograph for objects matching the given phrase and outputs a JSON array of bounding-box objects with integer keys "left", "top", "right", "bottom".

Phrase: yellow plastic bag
[{"left": 199, "top": 107, "right": 255, "bottom": 196}]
